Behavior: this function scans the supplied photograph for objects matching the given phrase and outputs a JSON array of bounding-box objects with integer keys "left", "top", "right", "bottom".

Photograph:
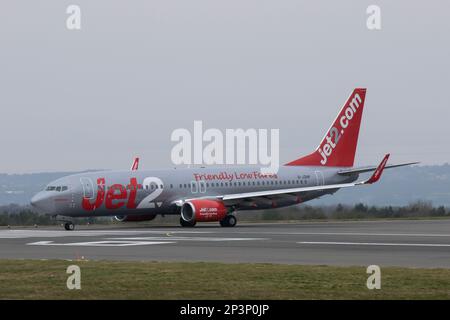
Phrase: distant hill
[
  {"left": 0, "top": 165, "right": 449, "bottom": 206},
  {"left": 311, "top": 164, "right": 450, "bottom": 206}
]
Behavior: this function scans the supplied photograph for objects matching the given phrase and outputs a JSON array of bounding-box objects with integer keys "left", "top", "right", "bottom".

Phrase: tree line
[{"left": 0, "top": 201, "right": 448, "bottom": 226}]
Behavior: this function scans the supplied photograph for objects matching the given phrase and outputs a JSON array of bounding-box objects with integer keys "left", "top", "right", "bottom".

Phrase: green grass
[{"left": 0, "top": 260, "right": 449, "bottom": 299}]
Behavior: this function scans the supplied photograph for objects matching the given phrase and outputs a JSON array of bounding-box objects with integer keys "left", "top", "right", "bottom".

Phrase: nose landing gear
[
  {"left": 64, "top": 222, "right": 75, "bottom": 231},
  {"left": 52, "top": 215, "right": 75, "bottom": 231}
]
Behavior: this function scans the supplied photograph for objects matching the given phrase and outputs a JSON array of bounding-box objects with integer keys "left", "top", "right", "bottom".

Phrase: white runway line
[
  {"left": 297, "top": 241, "right": 450, "bottom": 247},
  {"left": 109, "top": 237, "right": 268, "bottom": 242},
  {"left": 26, "top": 236, "right": 266, "bottom": 247},
  {"left": 28, "top": 240, "right": 175, "bottom": 247},
  {"left": 0, "top": 229, "right": 213, "bottom": 239},
  {"left": 234, "top": 231, "right": 450, "bottom": 237}
]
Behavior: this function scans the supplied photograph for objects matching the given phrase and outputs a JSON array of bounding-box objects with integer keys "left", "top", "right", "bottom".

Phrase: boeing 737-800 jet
[{"left": 31, "top": 88, "right": 416, "bottom": 230}]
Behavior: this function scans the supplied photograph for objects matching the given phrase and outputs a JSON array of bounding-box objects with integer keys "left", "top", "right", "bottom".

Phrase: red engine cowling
[
  {"left": 114, "top": 214, "right": 157, "bottom": 222},
  {"left": 181, "top": 199, "right": 228, "bottom": 223}
]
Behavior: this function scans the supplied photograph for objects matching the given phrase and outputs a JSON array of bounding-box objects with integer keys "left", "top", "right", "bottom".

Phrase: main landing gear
[
  {"left": 220, "top": 215, "right": 237, "bottom": 227},
  {"left": 179, "top": 215, "right": 237, "bottom": 227},
  {"left": 179, "top": 217, "right": 196, "bottom": 227}
]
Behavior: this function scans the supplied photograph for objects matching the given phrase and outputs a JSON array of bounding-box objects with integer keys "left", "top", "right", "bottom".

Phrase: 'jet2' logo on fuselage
[
  {"left": 318, "top": 93, "right": 362, "bottom": 165},
  {"left": 82, "top": 178, "right": 140, "bottom": 211}
]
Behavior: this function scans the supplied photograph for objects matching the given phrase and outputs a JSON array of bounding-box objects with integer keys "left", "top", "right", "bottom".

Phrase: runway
[{"left": 1, "top": 219, "right": 450, "bottom": 267}]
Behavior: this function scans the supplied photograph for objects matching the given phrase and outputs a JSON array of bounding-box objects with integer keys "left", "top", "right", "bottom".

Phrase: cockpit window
[{"left": 45, "top": 186, "right": 68, "bottom": 192}]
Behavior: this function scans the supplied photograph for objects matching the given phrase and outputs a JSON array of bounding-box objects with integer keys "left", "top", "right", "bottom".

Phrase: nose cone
[{"left": 31, "top": 192, "right": 55, "bottom": 214}]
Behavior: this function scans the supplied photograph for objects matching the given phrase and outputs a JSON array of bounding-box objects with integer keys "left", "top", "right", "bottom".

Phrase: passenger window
[
  {"left": 199, "top": 181, "right": 206, "bottom": 193},
  {"left": 56, "top": 186, "right": 61, "bottom": 192},
  {"left": 62, "top": 186, "right": 68, "bottom": 191},
  {"left": 191, "top": 181, "right": 198, "bottom": 193}
]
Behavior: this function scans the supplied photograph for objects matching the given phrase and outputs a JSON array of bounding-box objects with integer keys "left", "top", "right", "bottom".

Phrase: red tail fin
[{"left": 286, "top": 88, "right": 367, "bottom": 167}]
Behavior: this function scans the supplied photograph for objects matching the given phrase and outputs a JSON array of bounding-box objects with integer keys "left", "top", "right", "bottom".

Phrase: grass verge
[{"left": 0, "top": 259, "right": 449, "bottom": 299}]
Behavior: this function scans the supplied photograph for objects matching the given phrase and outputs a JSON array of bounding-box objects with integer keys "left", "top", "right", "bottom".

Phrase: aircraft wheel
[
  {"left": 220, "top": 215, "right": 237, "bottom": 227},
  {"left": 64, "top": 222, "right": 75, "bottom": 231},
  {"left": 180, "top": 217, "right": 196, "bottom": 227},
  {"left": 227, "top": 215, "right": 237, "bottom": 227}
]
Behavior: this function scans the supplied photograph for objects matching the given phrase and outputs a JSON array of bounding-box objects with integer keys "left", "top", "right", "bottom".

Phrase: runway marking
[
  {"left": 234, "top": 231, "right": 450, "bottom": 237},
  {"left": 108, "top": 236, "right": 268, "bottom": 242},
  {"left": 28, "top": 240, "right": 175, "bottom": 247},
  {"left": 26, "top": 236, "right": 265, "bottom": 247},
  {"left": 0, "top": 230, "right": 213, "bottom": 239},
  {"left": 297, "top": 241, "right": 450, "bottom": 247}
]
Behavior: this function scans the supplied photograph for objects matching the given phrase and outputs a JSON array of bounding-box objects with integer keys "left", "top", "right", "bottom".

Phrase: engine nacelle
[
  {"left": 114, "top": 214, "right": 157, "bottom": 222},
  {"left": 181, "top": 199, "right": 227, "bottom": 223}
]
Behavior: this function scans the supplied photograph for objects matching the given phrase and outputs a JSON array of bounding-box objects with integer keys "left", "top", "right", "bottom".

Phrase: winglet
[
  {"left": 131, "top": 157, "right": 139, "bottom": 171},
  {"left": 365, "top": 154, "right": 390, "bottom": 184}
]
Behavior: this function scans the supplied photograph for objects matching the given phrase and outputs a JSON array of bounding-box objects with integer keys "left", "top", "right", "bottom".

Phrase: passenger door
[{"left": 314, "top": 171, "right": 325, "bottom": 186}]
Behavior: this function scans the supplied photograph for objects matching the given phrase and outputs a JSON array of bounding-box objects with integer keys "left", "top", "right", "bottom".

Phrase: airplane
[{"left": 30, "top": 88, "right": 417, "bottom": 230}]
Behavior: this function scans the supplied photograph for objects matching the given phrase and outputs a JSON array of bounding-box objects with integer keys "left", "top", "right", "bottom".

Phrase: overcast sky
[{"left": 0, "top": 1, "right": 449, "bottom": 173}]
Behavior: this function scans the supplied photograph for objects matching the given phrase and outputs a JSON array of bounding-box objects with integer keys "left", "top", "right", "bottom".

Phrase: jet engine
[
  {"left": 114, "top": 214, "right": 157, "bottom": 222},
  {"left": 181, "top": 199, "right": 227, "bottom": 223}
]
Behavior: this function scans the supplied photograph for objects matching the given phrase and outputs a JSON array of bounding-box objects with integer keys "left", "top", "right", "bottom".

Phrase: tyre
[
  {"left": 180, "top": 217, "right": 196, "bottom": 227},
  {"left": 227, "top": 215, "right": 237, "bottom": 227},
  {"left": 64, "top": 222, "right": 75, "bottom": 231},
  {"left": 220, "top": 215, "right": 237, "bottom": 227}
]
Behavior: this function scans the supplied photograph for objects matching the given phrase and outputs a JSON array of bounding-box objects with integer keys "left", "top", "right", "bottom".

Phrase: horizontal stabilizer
[{"left": 338, "top": 161, "right": 419, "bottom": 176}]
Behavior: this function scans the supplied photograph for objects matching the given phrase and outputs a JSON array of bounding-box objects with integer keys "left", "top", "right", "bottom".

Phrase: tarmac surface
[{"left": 1, "top": 220, "right": 450, "bottom": 267}]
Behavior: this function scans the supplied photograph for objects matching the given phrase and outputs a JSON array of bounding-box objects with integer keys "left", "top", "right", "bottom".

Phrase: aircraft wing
[{"left": 180, "top": 154, "right": 391, "bottom": 205}]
